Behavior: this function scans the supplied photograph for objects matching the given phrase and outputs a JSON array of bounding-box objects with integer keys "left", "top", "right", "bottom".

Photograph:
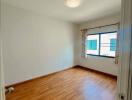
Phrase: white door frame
[
  {"left": 0, "top": 41, "right": 5, "bottom": 100},
  {"left": 0, "top": 0, "right": 5, "bottom": 99},
  {"left": 118, "top": 0, "right": 132, "bottom": 100}
]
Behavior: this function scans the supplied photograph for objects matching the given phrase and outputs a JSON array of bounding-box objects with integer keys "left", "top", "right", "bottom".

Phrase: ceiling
[{"left": 3, "top": 0, "right": 121, "bottom": 23}]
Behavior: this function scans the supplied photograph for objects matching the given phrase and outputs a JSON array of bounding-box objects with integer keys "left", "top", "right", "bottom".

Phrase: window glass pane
[
  {"left": 100, "top": 32, "right": 117, "bottom": 57},
  {"left": 110, "top": 39, "right": 116, "bottom": 51},
  {"left": 87, "top": 40, "right": 97, "bottom": 50},
  {"left": 86, "top": 35, "right": 99, "bottom": 55}
]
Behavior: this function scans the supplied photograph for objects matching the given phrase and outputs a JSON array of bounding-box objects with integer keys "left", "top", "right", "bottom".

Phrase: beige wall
[
  {"left": 2, "top": 3, "right": 78, "bottom": 86},
  {"left": 77, "top": 14, "right": 120, "bottom": 76}
]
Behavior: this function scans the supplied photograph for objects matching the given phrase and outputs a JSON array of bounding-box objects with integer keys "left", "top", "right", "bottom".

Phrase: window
[{"left": 86, "top": 32, "right": 117, "bottom": 58}]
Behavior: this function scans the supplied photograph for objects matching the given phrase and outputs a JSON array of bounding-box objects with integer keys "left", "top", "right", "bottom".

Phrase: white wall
[
  {"left": 1, "top": 3, "right": 78, "bottom": 86},
  {"left": 1, "top": 1, "right": 120, "bottom": 86},
  {"left": 77, "top": 14, "right": 120, "bottom": 76}
]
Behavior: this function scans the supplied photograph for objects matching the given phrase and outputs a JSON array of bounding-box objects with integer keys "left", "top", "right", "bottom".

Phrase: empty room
[{"left": 1, "top": 0, "right": 132, "bottom": 100}]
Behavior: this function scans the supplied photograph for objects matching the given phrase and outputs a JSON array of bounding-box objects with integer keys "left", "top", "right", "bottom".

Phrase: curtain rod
[{"left": 81, "top": 22, "right": 120, "bottom": 32}]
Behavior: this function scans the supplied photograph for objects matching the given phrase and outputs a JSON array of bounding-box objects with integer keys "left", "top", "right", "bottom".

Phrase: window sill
[{"left": 86, "top": 54, "right": 115, "bottom": 58}]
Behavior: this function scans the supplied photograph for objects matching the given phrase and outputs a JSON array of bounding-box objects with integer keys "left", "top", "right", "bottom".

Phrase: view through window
[{"left": 86, "top": 32, "right": 117, "bottom": 57}]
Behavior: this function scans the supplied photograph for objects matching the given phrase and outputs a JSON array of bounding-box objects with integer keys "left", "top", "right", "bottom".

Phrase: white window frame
[
  {"left": 86, "top": 31, "right": 118, "bottom": 58},
  {"left": 118, "top": 0, "right": 132, "bottom": 100}
]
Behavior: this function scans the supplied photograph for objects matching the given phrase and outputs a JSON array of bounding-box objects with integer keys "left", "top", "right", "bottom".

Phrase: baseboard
[
  {"left": 6, "top": 66, "right": 76, "bottom": 88},
  {"left": 74, "top": 65, "right": 117, "bottom": 79},
  {"left": 6, "top": 65, "right": 117, "bottom": 88}
]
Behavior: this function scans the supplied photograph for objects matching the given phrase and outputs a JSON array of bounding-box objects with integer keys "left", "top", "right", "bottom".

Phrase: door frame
[
  {"left": 0, "top": 0, "right": 5, "bottom": 99},
  {"left": 118, "top": 0, "right": 132, "bottom": 100},
  {"left": 0, "top": 41, "right": 5, "bottom": 100}
]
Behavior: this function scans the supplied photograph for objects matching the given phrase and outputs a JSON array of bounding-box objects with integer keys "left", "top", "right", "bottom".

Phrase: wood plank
[{"left": 6, "top": 67, "right": 117, "bottom": 100}]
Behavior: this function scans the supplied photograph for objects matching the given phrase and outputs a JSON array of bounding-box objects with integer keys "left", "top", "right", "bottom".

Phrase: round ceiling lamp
[{"left": 65, "top": 0, "right": 81, "bottom": 8}]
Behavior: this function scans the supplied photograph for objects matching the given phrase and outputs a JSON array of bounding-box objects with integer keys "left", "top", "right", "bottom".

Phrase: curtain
[
  {"left": 115, "top": 24, "right": 120, "bottom": 64},
  {"left": 81, "top": 29, "right": 87, "bottom": 58}
]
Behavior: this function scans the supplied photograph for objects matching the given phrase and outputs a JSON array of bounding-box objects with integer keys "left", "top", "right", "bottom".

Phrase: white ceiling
[{"left": 3, "top": 0, "right": 121, "bottom": 23}]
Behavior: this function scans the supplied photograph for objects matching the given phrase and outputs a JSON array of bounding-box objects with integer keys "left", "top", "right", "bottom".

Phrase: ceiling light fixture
[{"left": 65, "top": 0, "right": 81, "bottom": 8}]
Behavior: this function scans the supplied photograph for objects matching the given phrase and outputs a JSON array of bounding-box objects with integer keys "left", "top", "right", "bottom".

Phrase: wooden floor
[{"left": 6, "top": 67, "right": 117, "bottom": 100}]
